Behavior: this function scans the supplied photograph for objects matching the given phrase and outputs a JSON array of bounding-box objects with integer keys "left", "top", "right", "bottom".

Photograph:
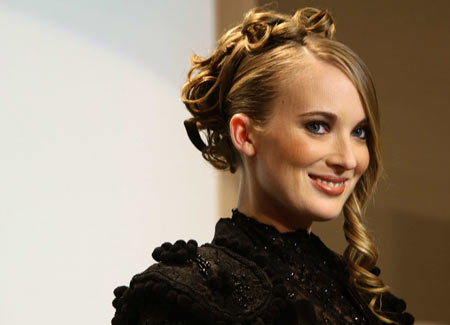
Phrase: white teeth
[{"left": 314, "top": 177, "right": 344, "bottom": 187}]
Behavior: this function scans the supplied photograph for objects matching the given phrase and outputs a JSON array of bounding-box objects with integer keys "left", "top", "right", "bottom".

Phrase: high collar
[
  {"left": 210, "top": 210, "right": 387, "bottom": 325},
  {"left": 212, "top": 208, "right": 331, "bottom": 260},
  {"left": 231, "top": 208, "right": 312, "bottom": 241}
]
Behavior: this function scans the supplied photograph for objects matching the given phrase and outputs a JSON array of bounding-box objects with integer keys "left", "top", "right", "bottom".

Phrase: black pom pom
[
  {"left": 114, "top": 297, "right": 126, "bottom": 310},
  {"left": 273, "top": 284, "right": 288, "bottom": 297},
  {"left": 399, "top": 312, "right": 415, "bottom": 325},
  {"left": 174, "top": 248, "right": 189, "bottom": 264},
  {"left": 175, "top": 239, "right": 187, "bottom": 246},
  {"left": 152, "top": 246, "right": 164, "bottom": 261},
  {"left": 160, "top": 250, "right": 175, "bottom": 264},
  {"left": 161, "top": 242, "right": 172, "bottom": 249},
  {"left": 120, "top": 303, "right": 128, "bottom": 313},
  {"left": 394, "top": 298, "right": 407, "bottom": 312},
  {"left": 187, "top": 239, "right": 198, "bottom": 248},
  {"left": 187, "top": 240, "right": 198, "bottom": 257},
  {"left": 383, "top": 292, "right": 406, "bottom": 312},
  {"left": 170, "top": 242, "right": 182, "bottom": 252},
  {"left": 370, "top": 266, "right": 381, "bottom": 276},
  {"left": 113, "top": 285, "right": 128, "bottom": 298},
  {"left": 111, "top": 315, "right": 125, "bottom": 325},
  {"left": 112, "top": 297, "right": 120, "bottom": 309}
]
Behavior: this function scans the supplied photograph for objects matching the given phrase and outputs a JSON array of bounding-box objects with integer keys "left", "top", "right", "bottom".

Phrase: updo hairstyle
[{"left": 182, "top": 7, "right": 391, "bottom": 323}]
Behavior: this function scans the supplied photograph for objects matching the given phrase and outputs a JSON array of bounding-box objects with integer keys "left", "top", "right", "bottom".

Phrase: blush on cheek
[
  {"left": 278, "top": 132, "right": 318, "bottom": 164},
  {"left": 356, "top": 147, "right": 370, "bottom": 175},
  {"left": 291, "top": 142, "right": 323, "bottom": 166}
]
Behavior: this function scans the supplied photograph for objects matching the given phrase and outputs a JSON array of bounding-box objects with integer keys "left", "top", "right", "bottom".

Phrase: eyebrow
[
  {"left": 299, "top": 110, "right": 337, "bottom": 120},
  {"left": 298, "top": 110, "right": 368, "bottom": 125}
]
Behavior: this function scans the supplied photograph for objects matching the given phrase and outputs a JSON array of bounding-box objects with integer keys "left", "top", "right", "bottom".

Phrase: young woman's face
[{"left": 250, "top": 58, "right": 370, "bottom": 231}]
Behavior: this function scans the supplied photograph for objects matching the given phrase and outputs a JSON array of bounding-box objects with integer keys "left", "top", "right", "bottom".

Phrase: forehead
[{"left": 272, "top": 57, "right": 366, "bottom": 121}]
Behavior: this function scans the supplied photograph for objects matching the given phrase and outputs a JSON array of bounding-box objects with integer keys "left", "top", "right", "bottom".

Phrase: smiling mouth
[{"left": 308, "top": 174, "right": 347, "bottom": 196}]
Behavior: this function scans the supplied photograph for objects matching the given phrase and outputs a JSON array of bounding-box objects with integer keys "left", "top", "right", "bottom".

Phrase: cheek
[
  {"left": 355, "top": 145, "right": 370, "bottom": 175},
  {"left": 276, "top": 134, "right": 323, "bottom": 168}
]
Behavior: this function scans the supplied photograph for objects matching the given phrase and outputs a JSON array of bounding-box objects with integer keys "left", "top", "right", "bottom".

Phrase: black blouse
[{"left": 111, "top": 209, "right": 414, "bottom": 324}]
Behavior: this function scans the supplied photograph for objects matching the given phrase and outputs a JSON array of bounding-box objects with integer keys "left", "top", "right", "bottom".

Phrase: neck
[{"left": 236, "top": 169, "right": 313, "bottom": 233}]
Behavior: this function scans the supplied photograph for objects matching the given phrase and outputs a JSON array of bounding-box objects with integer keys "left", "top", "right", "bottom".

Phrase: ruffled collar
[
  {"left": 212, "top": 208, "right": 332, "bottom": 262},
  {"left": 231, "top": 208, "right": 313, "bottom": 241}
]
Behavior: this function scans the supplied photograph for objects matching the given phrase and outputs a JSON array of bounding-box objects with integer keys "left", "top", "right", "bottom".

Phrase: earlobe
[{"left": 229, "top": 113, "right": 256, "bottom": 157}]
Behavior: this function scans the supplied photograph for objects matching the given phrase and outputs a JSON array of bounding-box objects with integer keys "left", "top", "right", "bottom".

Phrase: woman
[{"left": 112, "top": 7, "right": 414, "bottom": 324}]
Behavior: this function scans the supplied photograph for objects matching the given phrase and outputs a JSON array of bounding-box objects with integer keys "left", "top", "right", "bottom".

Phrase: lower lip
[{"left": 309, "top": 176, "right": 346, "bottom": 196}]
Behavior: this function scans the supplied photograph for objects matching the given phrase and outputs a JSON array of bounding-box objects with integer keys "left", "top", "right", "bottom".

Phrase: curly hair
[{"left": 181, "top": 7, "right": 392, "bottom": 323}]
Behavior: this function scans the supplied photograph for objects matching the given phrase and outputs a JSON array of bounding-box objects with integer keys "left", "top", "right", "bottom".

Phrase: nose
[{"left": 326, "top": 136, "right": 357, "bottom": 172}]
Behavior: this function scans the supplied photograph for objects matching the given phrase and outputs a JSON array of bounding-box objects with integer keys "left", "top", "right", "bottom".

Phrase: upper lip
[{"left": 308, "top": 173, "right": 348, "bottom": 183}]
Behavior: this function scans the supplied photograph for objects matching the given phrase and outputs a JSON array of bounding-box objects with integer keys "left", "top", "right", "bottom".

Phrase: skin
[{"left": 229, "top": 54, "right": 370, "bottom": 233}]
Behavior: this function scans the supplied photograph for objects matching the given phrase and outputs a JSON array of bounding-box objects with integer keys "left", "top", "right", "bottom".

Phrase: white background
[{"left": 0, "top": 1, "right": 217, "bottom": 324}]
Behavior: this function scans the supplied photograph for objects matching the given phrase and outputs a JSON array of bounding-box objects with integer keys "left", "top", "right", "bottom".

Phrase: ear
[{"left": 229, "top": 113, "right": 256, "bottom": 157}]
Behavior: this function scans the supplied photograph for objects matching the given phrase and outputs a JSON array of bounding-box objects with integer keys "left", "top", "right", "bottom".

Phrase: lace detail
[
  {"left": 218, "top": 209, "right": 368, "bottom": 324},
  {"left": 111, "top": 209, "right": 414, "bottom": 324}
]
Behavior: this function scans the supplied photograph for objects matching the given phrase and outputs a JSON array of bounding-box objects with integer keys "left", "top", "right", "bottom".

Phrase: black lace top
[{"left": 111, "top": 209, "right": 414, "bottom": 324}]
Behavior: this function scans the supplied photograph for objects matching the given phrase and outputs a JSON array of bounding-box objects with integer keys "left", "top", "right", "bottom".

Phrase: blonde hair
[{"left": 182, "top": 7, "right": 392, "bottom": 323}]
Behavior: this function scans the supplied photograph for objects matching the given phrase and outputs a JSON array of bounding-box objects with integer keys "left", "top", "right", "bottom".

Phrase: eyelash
[
  {"left": 305, "top": 121, "right": 329, "bottom": 134},
  {"left": 305, "top": 121, "right": 369, "bottom": 140}
]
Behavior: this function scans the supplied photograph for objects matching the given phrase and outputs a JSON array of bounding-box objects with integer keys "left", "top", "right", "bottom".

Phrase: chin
[
  {"left": 307, "top": 205, "right": 343, "bottom": 222},
  {"left": 312, "top": 213, "right": 341, "bottom": 222}
]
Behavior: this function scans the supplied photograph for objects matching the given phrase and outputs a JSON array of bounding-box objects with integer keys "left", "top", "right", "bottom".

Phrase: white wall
[{"left": 0, "top": 1, "right": 216, "bottom": 324}]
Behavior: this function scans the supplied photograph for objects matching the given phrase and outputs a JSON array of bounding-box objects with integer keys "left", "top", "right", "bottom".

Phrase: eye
[
  {"left": 352, "top": 126, "right": 369, "bottom": 140},
  {"left": 305, "top": 121, "right": 329, "bottom": 134}
]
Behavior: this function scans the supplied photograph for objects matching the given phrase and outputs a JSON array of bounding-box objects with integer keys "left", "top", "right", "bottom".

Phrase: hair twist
[
  {"left": 293, "top": 7, "right": 335, "bottom": 39},
  {"left": 241, "top": 11, "right": 280, "bottom": 52},
  {"left": 181, "top": 7, "right": 337, "bottom": 173},
  {"left": 343, "top": 193, "right": 395, "bottom": 323}
]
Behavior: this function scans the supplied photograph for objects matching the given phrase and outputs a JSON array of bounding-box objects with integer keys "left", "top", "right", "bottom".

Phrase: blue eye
[
  {"left": 306, "top": 121, "right": 328, "bottom": 134},
  {"left": 352, "top": 126, "right": 369, "bottom": 140}
]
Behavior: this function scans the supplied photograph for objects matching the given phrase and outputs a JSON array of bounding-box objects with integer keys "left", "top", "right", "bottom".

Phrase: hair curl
[{"left": 182, "top": 7, "right": 393, "bottom": 323}]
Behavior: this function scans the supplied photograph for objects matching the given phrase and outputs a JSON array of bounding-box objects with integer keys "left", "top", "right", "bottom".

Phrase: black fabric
[{"left": 111, "top": 209, "right": 414, "bottom": 325}]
